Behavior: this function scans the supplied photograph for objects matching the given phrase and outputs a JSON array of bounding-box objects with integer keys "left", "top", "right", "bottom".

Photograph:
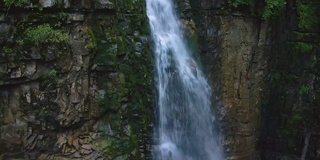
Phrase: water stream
[{"left": 146, "top": 0, "right": 224, "bottom": 159}]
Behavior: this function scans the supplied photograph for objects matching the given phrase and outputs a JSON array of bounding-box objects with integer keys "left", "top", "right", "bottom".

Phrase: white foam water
[{"left": 146, "top": 0, "right": 224, "bottom": 159}]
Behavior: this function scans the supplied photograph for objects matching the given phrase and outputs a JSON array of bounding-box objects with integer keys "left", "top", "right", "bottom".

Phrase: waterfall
[{"left": 146, "top": 0, "right": 224, "bottom": 159}]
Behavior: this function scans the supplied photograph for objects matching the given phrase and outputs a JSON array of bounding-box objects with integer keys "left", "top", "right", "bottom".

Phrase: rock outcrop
[
  {"left": 259, "top": 0, "right": 320, "bottom": 159},
  {"left": 178, "top": 0, "right": 320, "bottom": 159},
  {"left": 176, "top": 0, "right": 271, "bottom": 159},
  {"left": 1, "top": 0, "right": 319, "bottom": 160},
  {"left": 0, "top": 0, "right": 152, "bottom": 159}
]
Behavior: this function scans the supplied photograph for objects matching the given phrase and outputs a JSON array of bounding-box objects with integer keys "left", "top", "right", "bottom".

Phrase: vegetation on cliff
[
  {"left": 257, "top": 0, "right": 319, "bottom": 159},
  {"left": 0, "top": 0, "right": 152, "bottom": 159},
  {"left": 209, "top": 0, "right": 320, "bottom": 158}
]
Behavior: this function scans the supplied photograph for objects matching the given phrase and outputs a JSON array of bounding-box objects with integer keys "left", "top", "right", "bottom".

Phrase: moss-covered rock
[{"left": 0, "top": 0, "right": 153, "bottom": 159}]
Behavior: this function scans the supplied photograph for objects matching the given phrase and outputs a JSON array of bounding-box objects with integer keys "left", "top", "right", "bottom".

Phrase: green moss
[
  {"left": 270, "top": 72, "right": 281, "bottom": 84},
  {"left": 1, "top": 46, "right": 13, "bottom": 55},
  {"left": 24, "top": 24, "right": 69, "bottom": 46},
  {"left": 3, "top": 0, "right": 28, "bottom": 7},
  {"left": 52, "top": 0, "right": 65, "bottom": 8},
  {"left": 293, "top": 31, "right": 316, "bottom": 40},
  {"left": 85, "top": 42, "right": 95, "bottom": 49},
  {"left": 89, "top": 7, "right": 152, "bottom": 158},
  {"left": 186, "top": 31, "right": 200, "bottom": 56},
  {"left": 48, "top": 69, "right": 57, "bottom": 79},
  {"left": 88, "top": 18, "right": 117, "bottom": 66},
  {"left": 95, "top": 35, "right": 152, "bottom": 158},
  {"left": 87, "top": 27, "right": 97, "bottom": 44},
  {"left": 228, "top": 0, "right": 254, "bottom": 7},
  {"left": 298, "top": 85, "right": 310, "bottom": 95},
  {"left": 310, "top": 55, "right": 317, "bottom": 68},
  {"left": 116, "top": 0, "right": 144, "bottom": 14},
  {"left": 262, "top": 0, "right": 286, "bottom": 19},
  {"left": 289, "top": 42, "right": 313, "bottom": 54},
  {"left": 279, "top": 113, "right": 304, "bottom": 149},
  {"left": 296, "top": 0, "right": 318, "bottom": 30},
  {"left": 228, "top": 0, "right": 285, "bottom": 19},
  {"left": 94, "top": 45, "right": 117, "bottom": 66},
  {"left": 94, "top": 0, "right": 115, "bottom": 9},
  {"left": 41, "top": 68, "right": 58, "bottom": 91}
]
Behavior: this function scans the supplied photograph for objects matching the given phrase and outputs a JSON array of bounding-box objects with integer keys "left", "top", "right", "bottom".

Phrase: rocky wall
[
  {"left": 177, "top": 0, "right": 271, "bottom": 159},
  {"left": 1, "top": 0, "right": 318, "bottom": 160},
  {"left": 0, "top": 0, "right": 153, "bottom": 159},
  {"left": 259, "top": 0, "right": 320, "bottom": 159},
  {"left": 178, "top": 0, "right": 320, "bottom": 159}
]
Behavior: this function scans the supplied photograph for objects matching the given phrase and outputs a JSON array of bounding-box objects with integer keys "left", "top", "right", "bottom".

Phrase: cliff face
[
  {"left": 0, "top": 0, "right": 152, "bottom": 159},
  {"left": 178, "top": 0, "right": 319, "bottom": 159},
  {"left": 177, "top": 0, "right": 271, "bottom": 159},
  {"left": 1, "top": 1, "right": 269, "bottom": 159},
  {"left": 0, "top": 0, "right": 319, "bottom": 160},
  {"left": 259, "top": 0, "right": 320, "bottom": 159}
]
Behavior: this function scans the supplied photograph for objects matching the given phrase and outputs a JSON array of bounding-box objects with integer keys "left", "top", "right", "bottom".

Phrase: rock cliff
[
  {"left": 177, "top": 0, "right": 270, "bottom": 159},
  {"left": 0, "top": 0, "right": 319, "bottom": 160},
  {"left": 0, "top": 0, "right": 152, "bottom": 159},
  {"left": 178, "top": 0, "right": 319, "bottom": 159},
  {"left": 259, "top": 0, "right": 320, "bottom": 159}
]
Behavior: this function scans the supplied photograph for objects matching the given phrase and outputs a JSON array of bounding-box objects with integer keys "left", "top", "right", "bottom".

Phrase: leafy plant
[
  {"left": 296, "top": 0, "right": 317, "bottom": 30},
  {"left": 293, "top": 31, "right": 315, "bottom": 41},
  {"left": 24, "top": 24, "right": 69, "bottom": 46},
  {"left": 310, "top": 55, "right": 317, "bottom": 68},
  {"left": 262, "top": 0, "right": 286, "bottom": 19},
  {"left": 2, "top": 46, "right": 13, "bottom": 54},
  {"left": 48, "top": 69, "right": 57, "bottom": 79},
  {"left": 228, "top": 0, "right": 286, "bottom": 19},
  {"left": 228, "top": 0, "right": 254, "bottom": 7},
  {"left": 52, "top": 0, "right": 64, "bottom": 7},
  {"left": 298, "top": 85, "right": 310, "bottom": 95},
  {"left": 42, "top": 69, "right": 58, "bottom": 90},
  {"left": 270, "top": 72, "right": 281, "bottom": 84},
  {"left": 4, "top": 0, "right": 28, "bottom": 7},
  {"left": 280, "top": 112, "right": 304, "bottom": 147},
  {"left": 289, "top": 42, "right": 313, "bottom": 54}
]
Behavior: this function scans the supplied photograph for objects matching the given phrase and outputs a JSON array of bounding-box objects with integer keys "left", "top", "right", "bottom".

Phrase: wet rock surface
[
  {"left": 176, "top": 1, "right": 271, "bottom": 159},
  {"left": 178, "top": 0, "right": 320, "bottom": 159},
  {"left": 1, "top": 0, "right": 319, "bottom": 160},
  {"left": 0, "top": 0, "right": 152, "bottom": 159}
]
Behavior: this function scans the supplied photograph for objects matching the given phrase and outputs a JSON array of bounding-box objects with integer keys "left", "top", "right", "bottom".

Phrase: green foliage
[
  {"left": 296, "top": 1, "right": 317, "bottom": 30},
  {"left": 41, "top": 69, "right": 58, "bottom": 91},
  {"left": 52, "top": 0, "right": 64, "bottom": 7},
  {"left": 1, "top": 46, "right": 13, "bottom": 54},
  {"left": 262, "top": 0, "right": 286, "bottom": 19},
  {"left": 293, "top": 31, "right": 315, "bottom": 40},
  {"left": 310, "top": 55, "right": 317, "bottom": 68},
  {"left": 25, "top": 24, "right": 69, "bottom": 46},
  {"left": 228, "top": 0, "right": 254, "bottom": 7},
  {"left": 97, "top": 135, "right": 134, "bottom": 159},
  {"left": 228, "top": 0, "right": 286, "bottom": 19},
  {"left": 48, "top": 69, "right": 57, "bottom": 79},
  {"left": 88, "top": 11, "right": 152, "bottom": 158},
  {"left": 298, "top": 85, "right": 310, "bottom": 95},
  {"left": 95, "top": 43, "right": 117, "bottom": 65},
  {"left": 85, "top": 42, "right": 95, "bottom": 49},
  {"left": 86, "top": 27, "right": 97, "bottom": 50},
  {"left": 270, "top": 71, "right": 299, "bottom": 85},
  {"left": 186, "top": 31, "right": 200, "bottom": 56},
  {"left": 280, "top": 113, "right": 304, "bottom": 148},
  {"left": 270, "top": 72, "right": 281, "bottom": 84},
  {"left": 289, "top": 42, "right": 313, "bottom": 54},
  {"left": 3, "top": 0, "right": 28, "bottom": 7}
]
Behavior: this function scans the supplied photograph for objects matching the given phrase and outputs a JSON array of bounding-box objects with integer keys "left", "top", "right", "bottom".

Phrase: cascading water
[{"left": 146, "top": 0, "right": 224, "bottom": 160}]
